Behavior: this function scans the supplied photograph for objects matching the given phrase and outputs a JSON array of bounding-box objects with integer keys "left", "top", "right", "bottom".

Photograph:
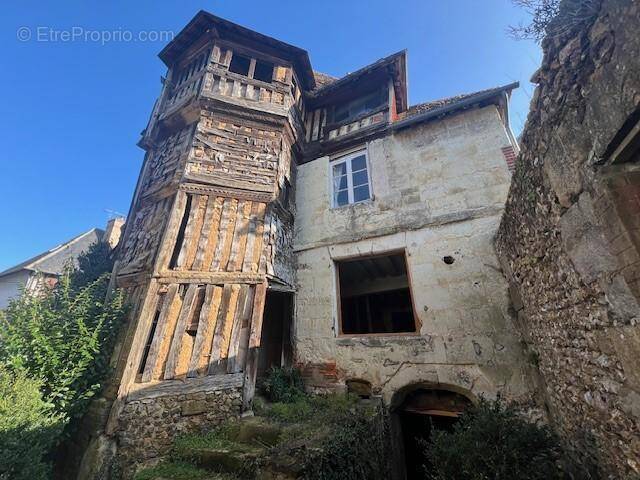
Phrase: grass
[
  {"left": 173, "top": 426, "right": 262, "bottom": 458},
  {"left": 134, "top": 461, "right": 232, "bottom": 480}
]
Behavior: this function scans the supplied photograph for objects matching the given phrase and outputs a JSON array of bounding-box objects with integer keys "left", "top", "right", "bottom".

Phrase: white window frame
[{"left": 330, "top": 149, "right": 372, "bottom": 208}]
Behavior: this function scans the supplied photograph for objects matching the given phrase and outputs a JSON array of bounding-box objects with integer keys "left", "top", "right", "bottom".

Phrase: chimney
[{"left": 104, "top": 217, "right": 125, "bottom": 249}]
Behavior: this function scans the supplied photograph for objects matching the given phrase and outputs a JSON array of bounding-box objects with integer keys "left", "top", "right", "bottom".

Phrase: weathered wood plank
[
  {"left": 259, "top": 211, "right": 273, "bottom": 274},
  {"left": 242, "top": 281, "right": 268, "bottom": 411},
  {"left": 163, "top": 285, "right": 198, "bottom": 380},
  {"left": 227, "top": 200, "right": 252, "bottom": 271},
  {"left": 152, "top": 286, "right": 184, "bottom": 380},
  {"left": 210, "top": 198, "right": 238, "bottom": 271},
  {"left": 216, "top": 199, "right": 240, "bottom": 271},
  {"left": 153, "top": 192, "right": 189, "bottom": 272},
  {"left": 141, "top": 284, "right": 179, "bottom": 382},
  {"left": 128, "top": 372, "right": 244, "bottom": 402},
  {"left": 247, "top": 203, "right": 267, "bottom": 273},
  {"left": 208, "top": 284, "right": 241, "bottom": 374},
  {"left": 193, "top": 196, "right": 223, "bottom": 271},
  {"left": 228, "top": 285, "right": 255, "bottom": 373},
  {"left": 180, "top": 194, "right": 208, "bottom": 269},
  {"left": 187, "top": 285, "right": 222, "bottom": 377}
]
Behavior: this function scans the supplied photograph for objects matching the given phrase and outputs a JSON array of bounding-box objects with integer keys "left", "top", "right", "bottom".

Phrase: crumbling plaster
[{"left": 293, "top": 104, "right": 532, "bottom": 404}]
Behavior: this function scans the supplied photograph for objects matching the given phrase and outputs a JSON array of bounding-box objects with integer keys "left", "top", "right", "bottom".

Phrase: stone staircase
[{"left": 137, "top": 416, "right": 303, "bottom": 480}]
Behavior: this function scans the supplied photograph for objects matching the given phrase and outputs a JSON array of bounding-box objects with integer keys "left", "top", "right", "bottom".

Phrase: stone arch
[{"left": 388, "top": 383, "right": 475, "bottom": 480}]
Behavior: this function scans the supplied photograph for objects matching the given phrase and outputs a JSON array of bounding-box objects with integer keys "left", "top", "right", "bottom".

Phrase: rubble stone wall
[
  {"left": 115, "top": 387, "right": 242, "bottom": 478},
  {"left": 495, "top": 0, "right": 640, "bottom": 477}
]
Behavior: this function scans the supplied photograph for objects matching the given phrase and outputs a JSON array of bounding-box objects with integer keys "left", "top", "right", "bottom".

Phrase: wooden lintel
[
  {"left": 155, "top": 270, "right": 265, "bottom": 285},
  {"left": 179, "top": 182, "right": 275, "bottom": 203},
  {"left": 127, "top": 372, "right": 244, "bottom": 402}
]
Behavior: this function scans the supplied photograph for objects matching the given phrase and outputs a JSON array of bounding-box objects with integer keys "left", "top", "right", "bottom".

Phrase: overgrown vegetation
[
  {"left": 423, "top": 399, "right": 562, "bottom": 480},
  {"left": 0, "top": 241, "right": 127, "bottom": 478},
  {"left": 261, "top": 366, "right": 305, "bottom": 403},
  {"left": 509, "top": 0, "right": 600, "bottom": 42},
  {"left": 0, "top": 366, "right": 62, "bottom": 480}
]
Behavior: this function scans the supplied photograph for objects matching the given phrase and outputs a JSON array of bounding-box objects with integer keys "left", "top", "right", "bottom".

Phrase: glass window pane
[
  {"left": 335, "top": 190, "right": 349, "bottom": 206},
  {"left": 353, "top": 185, "right": 370, "bottom": 202},
  {"left": 353, "top": 170, "right": 368, "bottom": 187},
  {"left": 351, "top": 155, "right": 366, "bottom": 172},
  {"left": 335, "top": 175, "right": 347, "bottom": 190},
  {"left": 333, "top": 162, "right": 347, "bottom": 176}
]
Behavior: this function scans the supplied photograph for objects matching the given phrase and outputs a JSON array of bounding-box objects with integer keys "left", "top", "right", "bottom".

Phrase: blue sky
[{"left": 0, "top": 0, "right": 541, "bottom": 272}]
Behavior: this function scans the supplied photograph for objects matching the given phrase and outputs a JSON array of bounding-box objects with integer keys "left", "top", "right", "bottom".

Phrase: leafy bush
[
  {"left": 301, "top": 399, "right": 391, "bottom": 480},
  {"left": 0, "top": 242, "right": 127, "bottom": 430},
  {"left": 0, "top": 365, "right": 62, "bottom": 480},
  {"left": 261, "top": 393, "right": 391, "bottom": 480},
  {"left": 262, "top": 366, "right": 305, "bottom": 403},
  {"left": 424, "top": 399, "right": 562, "bottom": 480}
]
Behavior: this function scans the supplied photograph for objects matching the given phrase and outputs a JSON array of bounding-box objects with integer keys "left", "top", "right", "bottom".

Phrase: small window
[
  {"left": 253, "top": 60, "right": 274, "bottom": 83},
  {"left": 229, "top": 53, "right": 251, "bottom": 76},
  {"left": 336, "top": 252, "right": 417, "bottom": 335},
  {"left": 332, "top": 89, "right": 386, "bottom": 124},
  {"left": 331, "top": 150, "right": 371, "bottom": 207}
]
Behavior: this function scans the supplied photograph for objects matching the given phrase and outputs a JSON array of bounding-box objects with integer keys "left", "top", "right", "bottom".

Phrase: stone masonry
[{"left": 496, "top": 0, "right": 640, "bottom": 477}]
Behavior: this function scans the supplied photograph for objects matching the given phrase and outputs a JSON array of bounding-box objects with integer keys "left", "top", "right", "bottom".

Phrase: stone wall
[
  {"left": 495, "top": 0, "right": 640, "bottom": 477},
  {"left": 115, "top": 387, "right": 242, "bottom": 478},
  {"left": 294, "top": 105, "right": 532, "bottom": 405}
]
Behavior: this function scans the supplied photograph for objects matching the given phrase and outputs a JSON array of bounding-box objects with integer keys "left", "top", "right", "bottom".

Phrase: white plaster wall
[
  {"left": 293, "top": 106, "right": 532, "bottom": 403},
  {"left": 0, "top": 270, "right": 31, "bottom": 309},
  {"left": 294, "top": 106, "right": 513, "bottom": 251}
]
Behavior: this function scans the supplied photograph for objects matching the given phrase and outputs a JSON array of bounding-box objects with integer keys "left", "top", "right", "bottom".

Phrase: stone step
[
  {"left": 185, "top": 445, "right": 263, "bottom": 474},
  {"left": 235, "top": 417, "right": 282, "bottom": 447}
]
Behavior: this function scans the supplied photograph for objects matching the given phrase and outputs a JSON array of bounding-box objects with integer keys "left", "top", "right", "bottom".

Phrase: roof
[
  {"left": 312, "top": 71, "right": 338, "bottom": 91},
  {"left": 392, "top": 82, "right": 519, "bottom": 131},
  {"left": 308, "top": 50, "right": 408, "bottom": 113},
  {"left": 159, "top": 11, "right": 316, "bottom": 90},
  {"left": 0, "top": 228, "right": 104, "bottom": 278}
]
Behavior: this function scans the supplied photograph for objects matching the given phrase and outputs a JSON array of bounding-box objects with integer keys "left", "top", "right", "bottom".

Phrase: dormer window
[{"left": 333, "top": 89, "right": 387, "bottom": 124}]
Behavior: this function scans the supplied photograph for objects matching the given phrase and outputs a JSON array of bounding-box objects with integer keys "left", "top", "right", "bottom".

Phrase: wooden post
[{"left": 242, "top": 280, "right": 268, "bottom": 412}]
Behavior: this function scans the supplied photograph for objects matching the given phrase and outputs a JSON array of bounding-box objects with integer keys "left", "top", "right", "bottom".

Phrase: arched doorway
[{"left": 391, "top": 387, "right": 473, "bottom": 480}]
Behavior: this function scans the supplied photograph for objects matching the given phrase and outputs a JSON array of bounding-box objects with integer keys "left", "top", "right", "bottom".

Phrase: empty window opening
[
  {"left": 138, "top": 297, "right": 165, "bottom": 375},
  {"left": 169, "top": 194, "right": 193, "bottom": 269},
  {"left": 253, "top": 60, "right": 274, "bottom": 83},
  {"left": 336, "top": 252, "right": 416, "bottom": 335},
  {"left": 333, "top": 88, "right": 387, "bottom": 124},
  {"left": 331, "top": 150, "right": 371, "bottom": 207},
  {"left": 228, "top": 53, "right": 251, "bottom": 77}
]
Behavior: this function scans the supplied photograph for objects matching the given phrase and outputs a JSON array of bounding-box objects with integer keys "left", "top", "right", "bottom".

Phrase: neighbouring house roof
[
  {"left": 0, "top": 228, "right": 104, "bottom": 278},
  {"left": 392, "top": 82, "right": 519, "bottom": 131}
]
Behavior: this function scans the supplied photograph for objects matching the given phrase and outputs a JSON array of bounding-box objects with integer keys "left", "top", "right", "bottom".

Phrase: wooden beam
[
  {"left": 242, "top": 280, "right": 267, "bottom": 411},
  {"left": 127, "top": 372, "right": 244, "bottom": 402}
]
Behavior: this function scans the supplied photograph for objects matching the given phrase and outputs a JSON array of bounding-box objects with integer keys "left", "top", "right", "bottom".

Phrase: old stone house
[{"left": 80, "top": 11, "right": 532, "bottom": 478}]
